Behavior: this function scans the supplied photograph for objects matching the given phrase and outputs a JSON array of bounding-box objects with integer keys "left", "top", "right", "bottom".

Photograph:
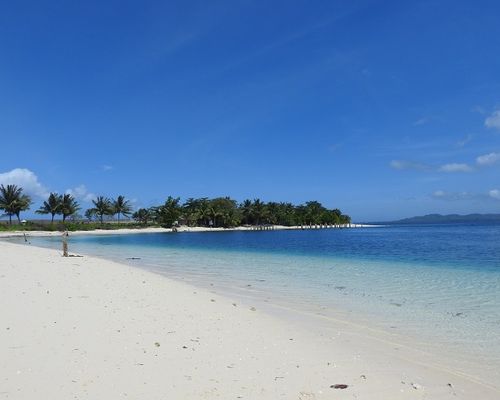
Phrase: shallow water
[{"left": 17, "top": 224, "right": 500, "bottom": 382}]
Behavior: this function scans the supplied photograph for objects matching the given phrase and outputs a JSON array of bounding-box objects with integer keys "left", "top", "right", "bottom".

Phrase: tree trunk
[
  {"left": 8, "top": 214, "right": 12, "bottom": 225},
  {"left": 51, "top": 214, "right": 55, "bottom": 224}
]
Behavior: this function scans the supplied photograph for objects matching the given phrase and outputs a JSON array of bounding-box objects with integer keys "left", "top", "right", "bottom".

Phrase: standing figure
[{"left": 62, "top": 230, "right": 69, "bottom": 257}]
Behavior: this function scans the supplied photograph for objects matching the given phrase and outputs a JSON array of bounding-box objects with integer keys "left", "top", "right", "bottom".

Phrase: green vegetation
[
  {"left": 36, "top": 192, "right": 62, "bottom": 223},
  {"left": 0, "top": 220, "right": 150, "bottom": 232},
  {"left": 89, "top": 196, "right": 114, "bottom": 224},
  {"left": 113, "top": 195, "right": 133, "bottom": 221},
  {"left": 61, "top": 194, "right": 80, "bottom": 222},
  {"left": 1, "top": 186, "right": 351, "bottom": 231},
  {"left": 0, "top": 184, "right": 32, "bottom": 224},
  {"left": 35, "top": 192, "right": 80, "bottom": 223},
  {"left": 140, "top": 197, "right": 351, "bottom": 228}
]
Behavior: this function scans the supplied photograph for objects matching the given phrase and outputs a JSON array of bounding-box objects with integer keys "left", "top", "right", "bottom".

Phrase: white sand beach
[
  {"left": 1, "top": 240, "right": 498, "bottom": 399},
  {"left": 0, "top": 223, "right": 381, "bottom": 239}
]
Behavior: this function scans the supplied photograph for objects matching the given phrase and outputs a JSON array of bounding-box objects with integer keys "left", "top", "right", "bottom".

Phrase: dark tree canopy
[{"left": 0, "top": 184, "right": 32, "bottom": 224}]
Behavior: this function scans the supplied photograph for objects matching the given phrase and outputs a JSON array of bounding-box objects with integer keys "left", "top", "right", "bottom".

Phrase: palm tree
[
  {"left": 0, "top": 184, "right": 32, "bottom": 224},
  {"left": 304, "top": 201, "right": 325, "bottom": 225},
  {"left": 183, "top": 197, "right": 201, "bottom": 226},
  {"left": 84, "top": 208, "right": 96, "bottom": 222},
  {"left": 252, "top": 199, "right": 267, "bottom": 225},
  {"left": 265, "top": 202, "right": 280, "bottom": 225},
  {"left": 240, "top": 199, "right": 253, "bottom": 225},
  {"left": 156, "top": 196, "right": 181, "bottom": 227},
  {"left": 36, "top": 193, "right": 62, "bottom": 224},
  {"left": 113, "top": 195, "right": 133, "bottom": 221},
  {"left": 61, "top": 194, "right": 80, "bottom": 222},
  {"left": 132, "top": 208, "right": 151, "bottom": 224},
  {"left": 90, "top": 196, "right": 113, "bottom": 224}
]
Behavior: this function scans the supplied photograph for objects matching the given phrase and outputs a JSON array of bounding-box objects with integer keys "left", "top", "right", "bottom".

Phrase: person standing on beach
[{"left": 62, "top": 230, "right": 69, "bottom": 257}]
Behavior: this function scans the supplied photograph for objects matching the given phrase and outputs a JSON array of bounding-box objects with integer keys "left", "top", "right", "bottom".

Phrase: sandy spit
[{"left": 0, "top": 223, "right": 381, "bottom": 239}]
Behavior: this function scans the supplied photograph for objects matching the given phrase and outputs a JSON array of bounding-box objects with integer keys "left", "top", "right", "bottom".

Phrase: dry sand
[
  {"left": 0, "top": 223, "right": 380, "bottom": 239},
  {"left": 0, "top": 240, "right": 497, "bottom": 399}
]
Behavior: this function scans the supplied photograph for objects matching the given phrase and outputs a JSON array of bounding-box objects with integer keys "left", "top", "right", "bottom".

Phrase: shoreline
[
  {"left": 0, "top": 223, "right": 382, "bottom": 238},
  {"left": 1, "top": 240, "right": 498, "bottom": 399}
]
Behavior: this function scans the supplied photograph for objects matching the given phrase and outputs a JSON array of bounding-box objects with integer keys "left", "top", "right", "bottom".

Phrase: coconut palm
[
  {"left": 182, "top": 197, "right": 201, "bottom": 226},
  {"left": 0, "top": 184, "right": 32, "bottom": 224},
  {"left": 113, "top": 195, "right": 133, "bottom": 221},
  {"left": 90, "top": 196, "right": 113, "bottom": 224},
  {"left": 84, "top": 208, "right": 96, "bottom": 222},
  {"left": 304, "top": 201, "right": 325, "bottom": 225},
  {"left": 36, "top": 192, "right": 62, "bottom": 224},
  {"left": 132, "top": 208, "right": 152, "bottom": 224},
  {"left": 156, "top": 196, "right": 181, "bottom": 227},
  {"left": 251, "top": 199, "right": 267, "bottom": 225},
  {"left": 60, "top": 194, "right": 80, "bottom": 222},
  {"left": 240, "top": 199, "right": 253, "bottom": 225}
]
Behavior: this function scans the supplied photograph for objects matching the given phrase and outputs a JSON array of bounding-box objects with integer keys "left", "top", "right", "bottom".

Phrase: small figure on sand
[{"left": 62, "top": 230, "right": 69, "bottom": 257}]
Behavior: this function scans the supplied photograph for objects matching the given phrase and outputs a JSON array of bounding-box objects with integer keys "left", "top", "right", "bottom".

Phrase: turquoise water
[{"left": 20, "top": 224, "right": 500, "bottom": 379}]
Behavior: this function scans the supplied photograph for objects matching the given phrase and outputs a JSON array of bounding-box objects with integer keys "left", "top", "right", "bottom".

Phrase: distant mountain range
[{"left": 383, "top": 214, "right": 500, "bottom": 225}]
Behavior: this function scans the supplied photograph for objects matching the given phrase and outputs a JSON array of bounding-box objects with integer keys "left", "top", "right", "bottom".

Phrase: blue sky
[{"left": 1, "top": 0, "right": 500, "bottom": 221}]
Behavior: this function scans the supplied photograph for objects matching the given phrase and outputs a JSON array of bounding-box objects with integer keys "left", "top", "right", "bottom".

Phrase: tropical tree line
[
  {"left": 1, "top": 184, "right": 351, "bottom": 228},
  {"left": 84, "top": 195, "right": 133, "bottom": 223},
  {"left": 132, "top": 197, "right": 351, "bottom": 228},
  {"left": 0, "top": 184, "right": 133, "bottom": 225}
]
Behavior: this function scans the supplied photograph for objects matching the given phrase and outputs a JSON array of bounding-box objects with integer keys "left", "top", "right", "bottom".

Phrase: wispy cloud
[
  {"left": 476, "top": 152, "right": 500, "bottom": 166},
  {"left": 432, "top": 189, "right": 500, "bottom": 202},
  {"left": 456, "top": 134, "right": 473, "bottom": 147},
  {"left": 438, "top": 163, "right": 473, "bottom": 173},
  {"left": 389, "top": 160, "right": 430, "bottom": 171},
  {"left": 485, "top": 109, "right": 500, "bottom": 130},
  {"left": 220, "top": 6, "right": 361, "bottom": 73},
  {"left": 413, "top": 117, "right": 430, "bottom": 126},
  {"left": 65, "top": 184, "right": 95, "bottom": 203},
  {"left": 102, "top": 164, "right": 114, "bottom": 171},
  {"left": 471, "top": 105, "right": 486, "bottom": 114},
  {"left": 489, "top": 189, "right": 500, "bottom": 200},
  {"left": 432, "top": 190, "right": 473, "bottom": 201},
  {"left": 327, "top": 143, "right": 343, "bottom": 153},
  {"left": 390, "top": 160, "right": 473, "bottom": 173},
  {"left": 0, "top": 168, "right": 49, "bottom": 199}
]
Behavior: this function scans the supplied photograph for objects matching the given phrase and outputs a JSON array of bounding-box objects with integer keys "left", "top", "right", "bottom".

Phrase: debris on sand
[{"left": 330, "top": 384, "right": 348, "bottom": 389}]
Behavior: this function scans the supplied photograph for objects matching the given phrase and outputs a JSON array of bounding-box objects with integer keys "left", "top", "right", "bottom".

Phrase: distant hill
[{"left": 386, "top": 214, "right": 500, "bottom": 225}]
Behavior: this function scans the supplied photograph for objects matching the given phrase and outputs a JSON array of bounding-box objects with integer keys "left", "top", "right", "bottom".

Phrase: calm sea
[{"left": 19, "top": 224, "right": 500, "bottom": 381}]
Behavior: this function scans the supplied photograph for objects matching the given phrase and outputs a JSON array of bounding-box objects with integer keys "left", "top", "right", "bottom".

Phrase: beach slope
[{"left": 0, "top": 241, "right": 497, "bottom": 399}]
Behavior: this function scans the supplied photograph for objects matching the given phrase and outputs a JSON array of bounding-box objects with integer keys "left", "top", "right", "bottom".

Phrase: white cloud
[
  {"left": 438, "top": 163, "right": 473, "bottom": 173},
  {"left": 476, "top": 152, "right": 500, "bottom": 166},
  {"left": 390, "top": 160, "right": 430, "bottom": 171},
  {"left": 65, "top": 184, "right": 95, "bottom": 203},
  {"left": 485, "top": 110, "right": 500, "bottom": 130},
  {"left": 489, "top": 189, "right": 500, "bottom": 200},
  {"left": 0, "top": 168, "right": 49, "bottom": 198},
  {"left": 102, "top": 165, "right": 114, "bottom": 171}
]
